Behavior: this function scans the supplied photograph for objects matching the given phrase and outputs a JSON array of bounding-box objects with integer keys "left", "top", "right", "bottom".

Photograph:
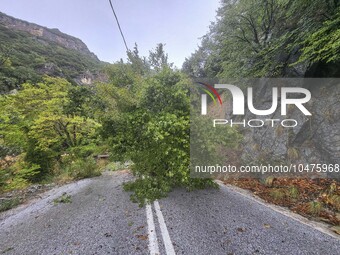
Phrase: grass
[
  {"left": 106, "top": 161, "right": 131, "bottom": 171},
  {"left": 0, "top": 197, "right": 20, "bottom": 212},
  {"left": 287, "top": 186, "right": 299, "bottom": 199},
  {"left": 51, "top": 156, "right": 103, "bottom": 185},
  {"left": 224, "top": 178, "right": 340, "bottom": 228},
  {"left": 329, "top": 195, "right": 340, "bottom": 211},
  {"left": 0, "top": 156, "right": 103, "bottom": 213},
  {"left": 269, "top": 188, "right": 286, "bottom": 201},
  {"left": 306, "top": 201, "right": 323, "bottom": 216},
  {"left": 69, "top": 157, "right": 102, "bottom": 179},
  {"left": 264, "top": 176, "right": 275, "bottom": 187},
  {"left": 104, "top": 162, "right": 117, "bottom": 171},
  {"left": 53, "top": 193, "right": 72, "bottom": 204}
]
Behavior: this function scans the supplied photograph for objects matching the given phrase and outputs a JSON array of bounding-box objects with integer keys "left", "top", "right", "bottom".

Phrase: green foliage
[
  {"left": 287, "top": 186, "right": 299, "bottom": 199},
  {"left": 101, "top": 66, "right": 219, "bottom": 205},
  {"left": 0, "top": 169, "right": 8, "bottom": 191},
  {"left": 53, "top": 192, "right": 72, "bottom": 204},
  {"left": 3, "top": 155, "right": 40, "bottom": 191},
  {"left": 99, "top": 45, "right": 243, "bottom": 204},
  {"left": 306, "top": 201, "right": 323, "bottom": 216},
  {"left": 104, "top": 62, "right": 138, "bottom": 88},
  {"left": 148, "top": 43, "right": 173, "bottom": 71},
  {"left": 0, "top": 24, "right": 102, "bottom": 93},
  {"left": 127, "top": 43, "right": 150, "bottom": 76},
  {"left": 64, "top": 85, "right": 105, "bottom": 119},
  {"left": 105, "top": 161, "right": 131, "bottom": 171},
  {"left": 298, "top": 9, "right": 340, "bottom": 64},
  {"left": 0, "top": 197, "right": 20, "bottom": 212},
  {"left": 67, "top": 157, "right": 101, "bottom": 179},
  {"left": 269, "top": 188, "right": 286, "bottom": 201},
  {"left": 182, "top": 35, "right": 221, "bottom": 78},
  {"left": 183, "top": 0, "right": 340, "bottom": 78},
  {"left": 123, "top": 177, "right": 172, "bottom": 206},
  {"left": 0, "top": 77, "right": 102, "bottom": 187},
  {"left": 190, "top": 115, "right": 242, "bottom": 169}
]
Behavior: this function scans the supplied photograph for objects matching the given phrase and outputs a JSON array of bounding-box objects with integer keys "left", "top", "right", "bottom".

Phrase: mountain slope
[{"left": 0, "top": 12, "right": 106, "bottom": 93}]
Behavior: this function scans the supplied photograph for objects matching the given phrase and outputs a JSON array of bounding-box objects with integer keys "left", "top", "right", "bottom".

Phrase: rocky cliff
[
  {"left": 230, "top": 64, "right": 340, "bottom": 179},
  {"left": 216, "top": 41, "right": 340, "bottom": 179},
  {"left": 237, "top": 80, "right": 339, "bottom": 172},
  {"left": 0, "top": 12, "right": 98, "bottom": 60},
  {"left": 0, "top": 12, "right": 107, "bottom": 93}
]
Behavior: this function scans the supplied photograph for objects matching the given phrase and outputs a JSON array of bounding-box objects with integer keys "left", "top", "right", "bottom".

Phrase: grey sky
[{"left": 0, "top": 0, "right": 220, "bottom": 67}]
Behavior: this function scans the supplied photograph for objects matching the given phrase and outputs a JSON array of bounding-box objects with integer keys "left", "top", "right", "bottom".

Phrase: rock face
[
  {"left": 231, "top": 78, "right": 340, "bottom": 179},
  {"left": 219, "top": 43, "right": 339, "bottom": 180},
  {"left": 0, "top": 11, "right": 98, "bottom": 60},
  {"left": 0, "top": 12, "right": 108, "bottom": 88}
]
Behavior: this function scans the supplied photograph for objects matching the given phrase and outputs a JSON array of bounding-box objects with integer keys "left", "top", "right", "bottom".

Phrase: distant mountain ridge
[
  {"left": 0, "top": 11, "right": 98, "bottom": 60},
  {"left": 0, "top": 12, "right": 107, "bottom": 93}
]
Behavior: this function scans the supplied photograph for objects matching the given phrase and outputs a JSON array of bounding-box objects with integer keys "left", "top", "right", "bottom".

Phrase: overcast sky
[{"left": 0, "top": 0, "right": 220, "bottom": 67}]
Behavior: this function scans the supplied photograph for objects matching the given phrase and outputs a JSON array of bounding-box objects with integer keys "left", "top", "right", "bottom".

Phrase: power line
[{"left": 108, "top": 0, "right": 129, "bottom": 52}]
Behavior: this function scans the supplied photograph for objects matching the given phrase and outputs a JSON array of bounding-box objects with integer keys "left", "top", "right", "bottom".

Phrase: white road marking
[
  {"left": 154, "top": 200, "right": 176, "bottom": 255},
  {"left": 146, "top": 203, "right": 160, "bottom": 255}
]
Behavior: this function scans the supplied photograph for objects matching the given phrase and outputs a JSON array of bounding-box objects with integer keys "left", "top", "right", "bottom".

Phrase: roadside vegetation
[
  {"left": 0, "top": 43, "right": 226, "bottom": 208},
  {"left": 183, "top": 0, "right": 340, "bottom": 78},
  {"left": 0, "top": 196, "right": 20, "bottom": 212},
  {"left": 0, "top": 76, "right": 105, "bottom": 194},
  {"left": 1, "top": 0, "right": 339, "bottom": 218},
  {"left": 224, "top": 178, "right": 340, "bottom": 233}
]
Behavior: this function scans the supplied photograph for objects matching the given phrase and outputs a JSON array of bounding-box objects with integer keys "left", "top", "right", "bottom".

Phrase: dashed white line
[
  {"left": 154, "top": 200, "right": 176, "bottom": 255},
  {"left": 146, "top": 203, "right": 160, "bottom": 255}
]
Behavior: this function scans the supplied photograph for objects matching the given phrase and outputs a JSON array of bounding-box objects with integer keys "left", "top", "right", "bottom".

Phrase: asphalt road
[{"left": 0, "top": 171, "right": 339, "bottom": 255}]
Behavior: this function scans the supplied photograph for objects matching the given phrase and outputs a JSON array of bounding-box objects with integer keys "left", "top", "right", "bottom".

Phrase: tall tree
[
  {"left": 0, "top": 77, "right": 100, "bottom": 177},
  {"left": 149, "top": 43, "right": 173, "bottom": 71},
  {"left": 183, "top": 0, "right": 340, "bottom": 78}
]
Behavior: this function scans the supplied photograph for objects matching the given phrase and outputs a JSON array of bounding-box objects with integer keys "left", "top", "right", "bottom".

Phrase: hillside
[{"left": 0, "top": 12, "right": 106, "bottom": 93}]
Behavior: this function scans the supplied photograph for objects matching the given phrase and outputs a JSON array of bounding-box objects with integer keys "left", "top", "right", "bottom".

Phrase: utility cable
[{"left": 108, "top": 0, "right": 129, "bottom": 52}]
